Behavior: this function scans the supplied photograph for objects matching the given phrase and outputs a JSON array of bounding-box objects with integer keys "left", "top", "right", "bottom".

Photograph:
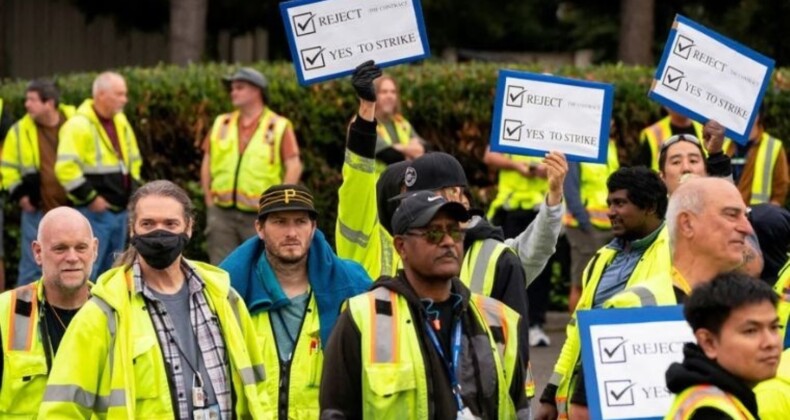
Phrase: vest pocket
[
  {"left": 0, "top": 350, "right": 48, "bottom": 410},
  {"left": 364, "top": 363, "right": 416, "bottom": 415},
  {"left": 132, "top": 335, "right": 160, "bottom": 400}
]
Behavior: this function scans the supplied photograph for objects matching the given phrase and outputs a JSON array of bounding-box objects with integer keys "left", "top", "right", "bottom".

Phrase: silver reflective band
[
  {"left": 629, "top": 286, "right": 657, "bottom": 306},
  {"left": 239, "top": 367, "right": 256, "bottom": 385},
  {"left": 469, "top": 239, "right": 500, "bottom": 294},
  {"left": 371, "top": 287, "right": 396, "bottom": 363},
  {"left": 43, "top": 385, "right": 126, "bottom": 412},
  {"left": 344, "top": 149, "right": 375, "bottom": 173},
  {"left": 338, "top": 221, "right": 370, "bottom": 248},
  {"left": 549, "top": 372, "right": 563, "bottom": 386},
  {"left": 11, "top": 286, "right": 34, "bottom": 351}
]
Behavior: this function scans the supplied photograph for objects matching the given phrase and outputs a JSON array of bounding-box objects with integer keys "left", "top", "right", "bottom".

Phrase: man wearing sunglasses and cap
[
  {"left": 321, "top": 191, "right": 531, "bottom": 419},
  {"left": 201, "top": 67, "right": 303, "bottom": 265},
  {"left": 220, "top": 184, "right": 371, "bottom": 419}
]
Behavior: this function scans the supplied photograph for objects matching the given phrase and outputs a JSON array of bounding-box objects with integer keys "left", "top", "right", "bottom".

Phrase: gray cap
[{"left": 222, "top": 67, "right": 269, "bottom": 91}]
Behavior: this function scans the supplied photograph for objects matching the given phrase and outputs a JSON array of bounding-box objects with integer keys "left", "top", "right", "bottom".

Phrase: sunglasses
[
  {"left": 660, "top": 134, "right": 702, "bottom": 152},
  {"left": 404, "top": 226, "right": 465, "bottom": 244}
]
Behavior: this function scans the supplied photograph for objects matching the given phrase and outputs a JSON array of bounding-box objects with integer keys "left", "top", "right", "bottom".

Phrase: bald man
[
  {"left": 0, "top": 207, "right": 97, "bottom": 417},
  {"left": 56, "top": 71, "right": 142, "bottom": 278}
]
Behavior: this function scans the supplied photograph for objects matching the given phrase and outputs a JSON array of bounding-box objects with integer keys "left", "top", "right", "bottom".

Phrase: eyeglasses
[
  {"left": 404, "top": 226, "right": 465, "bottom": 244},
  {"left": 660, "top": 134, "right": 702, "bottom": 152}
]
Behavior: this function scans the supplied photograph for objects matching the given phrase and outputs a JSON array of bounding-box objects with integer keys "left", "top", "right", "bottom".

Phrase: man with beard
[
  {"left": 40, "top": 180, "right": 267, "bottom": 418},
  {"left": 0, "top": 207, "right": 96, "bottom": 417},
  {"left": 537, "top": 166, "right": 670, "bottom": 420},
  {"left": 665, "top": 272, "right": 781, "bottom": 419},
  {"left": 219, "top": 184, "right": 371, "bottom": 419},
  {"left": 321, "top": 191, "right": 531, "bottom": 419}
]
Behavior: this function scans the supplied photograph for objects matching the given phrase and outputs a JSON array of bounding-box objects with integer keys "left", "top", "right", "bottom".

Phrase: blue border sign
[
  {"left": 489, "top": 70, "right": 614, "bottom": 163},
  {"left": 280, "top": 0, "right": 430, "bottom": 86},
  {"left": 578, "top": 305, "right": 689, "bottom": 420},
  {"left": 650, "top": 14, "right": 774, "bottom": 144}
]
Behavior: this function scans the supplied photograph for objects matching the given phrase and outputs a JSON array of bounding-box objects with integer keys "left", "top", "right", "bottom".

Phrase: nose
[
  {"left": 64, "top": 248, "right": 79, "bottom": 262},
  {"left": 738, "top": 215, "right": 755, "bottom": 236}
]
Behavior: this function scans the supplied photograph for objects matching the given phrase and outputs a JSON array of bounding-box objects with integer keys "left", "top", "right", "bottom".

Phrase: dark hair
[
  {"left": 658, "top": 140, "right": 708, "bottom": 174},
  {"left": 606, "top": 166, "right": 668, "bottom": 218},
  {"left": 26, "top": 79, "right": 59, "bottom": 107},
  {"left": 684, "top": 272, "right": 778, "bottom": 335},
  {"left": 113, "top": 180, "right": 195, "bottom": 268}
]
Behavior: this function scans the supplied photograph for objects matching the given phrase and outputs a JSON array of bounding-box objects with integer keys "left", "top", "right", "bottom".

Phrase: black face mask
[{"left": 131, "top": 230, "right": 190, "bottom": 270}]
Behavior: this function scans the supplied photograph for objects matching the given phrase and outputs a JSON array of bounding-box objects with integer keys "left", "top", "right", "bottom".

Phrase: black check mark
[
  {"left": 505, "top": 122, "right": 524, "bottom": 137},
  {"left": 296, "top": 13, "right": 315, "bottom": 32},
  {"left": 304, "top": 48, "right": 325, "bottom": 66},
  {"left": 676, "top": 40, "right": 694, "bottom": 53},
  {"left": 609, "top": 382, "right": 636, "bottom": 401},
  {"left": 508, "top": 87, "right": 525, "bottom": 103},
  {"left": 666, "top": 72, "right": 684, "bottom": 85},
  {"left": 602, "top": 339, "right": 627, "bottom": 359}
]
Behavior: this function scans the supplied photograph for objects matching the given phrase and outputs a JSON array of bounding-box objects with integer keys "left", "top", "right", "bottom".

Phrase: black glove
[{"left": 351, "top": 60, "right": 382, "bottom": 102}]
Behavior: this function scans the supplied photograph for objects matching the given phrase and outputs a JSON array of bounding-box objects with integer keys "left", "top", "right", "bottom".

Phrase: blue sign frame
[
  {"left": 489, "top": 70, "right": 615, "bottom": 163},
  {"left": 280, "top": 0, "right": 431, "bottom": 86},
  {"left": 650, "top": 14, "right": 775, "bottom": 144},
  {"left": 577, "top": 305, "right": 686, "bottom": 420}
]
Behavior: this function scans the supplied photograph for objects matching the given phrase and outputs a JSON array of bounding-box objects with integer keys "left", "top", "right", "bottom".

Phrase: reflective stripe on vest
[
  {"left": 369, "top": 287, "right": 400, "bottom": 363},
  {"left": 460, "top": 239, "right": 507, "bottom": 297},
  {"left": 42, "top": 386, "right": 126, "bottom": 413},
  {"left": 8, "top": 283, "right": 38, "bottom": 351},
  {"left": 751, "top": 135, "right": 782, "bottom": 204},
  {"left": 669, "top": 385, "right": 754, "bottom": 419}
]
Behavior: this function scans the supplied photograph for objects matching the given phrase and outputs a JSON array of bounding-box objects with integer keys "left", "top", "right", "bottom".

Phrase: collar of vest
[{"left": 666, "top": 343, "right": 759, "bottom": 416}]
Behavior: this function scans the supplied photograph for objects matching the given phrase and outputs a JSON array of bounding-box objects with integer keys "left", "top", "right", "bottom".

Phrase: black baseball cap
[
  {"left": 258, "top": 184, "right": 318, "bottom": 220},
  {"left": 391, "top": 191, "right": 470, "bottom": 235},
  {"left": 403, "top": 152, "right": 468, "bottom": 192},
  {"left": 223, "top": 67, "right": 269, "bottom": 91}
]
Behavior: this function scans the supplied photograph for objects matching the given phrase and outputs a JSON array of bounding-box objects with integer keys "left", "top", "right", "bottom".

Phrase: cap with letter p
[
  {"left": 391, "top": 191, "right": 470, "bottom": 235},
  {"left": 257, "top": 184, "right": 318, "bottom": 220}
]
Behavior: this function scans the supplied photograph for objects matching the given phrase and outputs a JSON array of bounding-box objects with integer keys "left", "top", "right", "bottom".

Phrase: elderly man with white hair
[{"left": 56, "top": 71, "right": 142, "bottom": 278}]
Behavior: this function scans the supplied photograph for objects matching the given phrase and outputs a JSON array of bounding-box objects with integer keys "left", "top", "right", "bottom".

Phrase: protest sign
[
  {"left": 489, "top": 70, "right": 614, "bottom": 163},
  {"left": 650, "top": 14, "right": 774, "bottom": 144},
  {"left": 280, "top": 0, "right": 430, "bottom": 85},
  {"left": 578, "top": 306, "right": 695, "bottom": 420}
]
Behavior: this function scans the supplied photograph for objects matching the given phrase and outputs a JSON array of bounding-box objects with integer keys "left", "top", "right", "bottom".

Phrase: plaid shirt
[{"left": 134, "top": 260, "right": 232, "bottom": 419}]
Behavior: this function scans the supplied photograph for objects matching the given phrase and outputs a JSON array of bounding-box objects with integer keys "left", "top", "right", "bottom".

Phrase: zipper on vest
[{"left": 271, "top": 292, "right": 312, "bottom": 420}]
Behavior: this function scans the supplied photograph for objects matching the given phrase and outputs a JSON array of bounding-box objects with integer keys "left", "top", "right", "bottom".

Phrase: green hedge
[{"left": 1, "top": 62, "right": 789, "bottom": 286}]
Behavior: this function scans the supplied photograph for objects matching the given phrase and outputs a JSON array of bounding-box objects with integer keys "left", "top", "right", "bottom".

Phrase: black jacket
[
  {"left": 665, "top": 343, "right": 760, "bottom": 419},
  {"left": 319, "top": 273, "right": 530, "bottom": 419}
]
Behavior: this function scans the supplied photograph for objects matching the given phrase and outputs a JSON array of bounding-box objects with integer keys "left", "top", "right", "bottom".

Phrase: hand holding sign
[
  {"left": 351, "top": 60, "right": 382, "bottom": 102},
  {"left": 544, "top": 151, "right": 568, "bottom": 206},
  {"left": 702, "top": 120, "right": 726, "bottom": 154}
]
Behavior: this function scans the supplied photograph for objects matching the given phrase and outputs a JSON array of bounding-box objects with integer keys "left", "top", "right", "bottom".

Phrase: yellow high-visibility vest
[
  {"left": 208, "top": 108, "right": 291, "bottom": 211},
  {"left": 563, "top": 139, "right": 620, "bottom": 229},
  {"left": 724, "top": 133, "right": 784, "bottom": 204}
]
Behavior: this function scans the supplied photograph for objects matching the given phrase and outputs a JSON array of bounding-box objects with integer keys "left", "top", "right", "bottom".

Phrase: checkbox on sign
[
  {"left": 673, "top": 35, "right": 695, "bottom": 60},
  {"left": 604, "top": 380, "right": 636, "bottom": 407},
  {"left": 502, "top": 119, "right": 524, "bottom": 142},
  {"left": 301, "top": 46, "right": 326, "bottom": 71},
  {"left": 598, "top": 336, "right": 627, "bottom": 364},
  {"left": 662, "top": 66, "right": 685, "bottom": 92},
  {"left": 292, "top": 12, "right": 317, "bottom": 37},
  {"left": 506, "top": 85, "right": 525, "bottom": 107}
]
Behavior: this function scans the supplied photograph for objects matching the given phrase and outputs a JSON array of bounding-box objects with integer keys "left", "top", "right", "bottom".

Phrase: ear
[
  {"left": 32, "top": 241, "right": 43, "bottom": 267},
  {"left": 394, "top": 236, "right": 408, "bottom": 261},
  {"left": 91, "top": 238, "right": 100, "bottom": 263},
  {"left": 185, "top": 219, "right": 194, "bottom": 239},
  {"left": 255, "top": 219, "right": 265, "bottom": 240},
  {"left": 678, "top": 212, "right": 695, "bottom": 239},
  {"left": 659, "top": 171, "right": 666, "bottom": 182},
  {"left": 695, "top": 328, "right": 719, "bottom": 359}
]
